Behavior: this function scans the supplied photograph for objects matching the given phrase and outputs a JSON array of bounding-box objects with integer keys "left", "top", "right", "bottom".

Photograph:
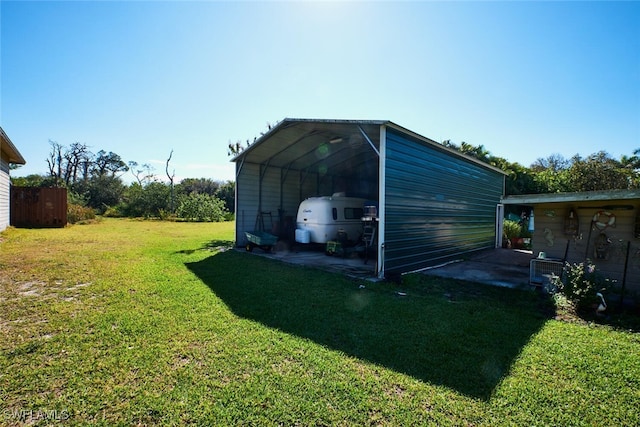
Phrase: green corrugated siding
[{"left": 384, "top": 129, "right": 504, "bottom": 274}]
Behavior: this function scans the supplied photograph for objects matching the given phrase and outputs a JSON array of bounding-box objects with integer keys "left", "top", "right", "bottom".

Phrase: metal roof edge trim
[
  {"left": 383, "top": 122, "right": 508, "bottom": 176},
  {"left": 230, "top": 118, "right": 390, "bottom": 163},
  {"left": 0, "top": 127, "right": 26, "bottom": 165},
  {"left": 501, "top": 189, "right": 640, "bottom": 205},
  {"left": 229, "top": 119, "right": 288, "bottom": 163},
  {"left": 230, "top": 118, "right": 507, "bottom": 177}
]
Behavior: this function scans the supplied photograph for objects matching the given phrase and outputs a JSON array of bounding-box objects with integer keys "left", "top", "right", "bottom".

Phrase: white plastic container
[
  {"left": 295, "top": 228, "right": 310, "bottom": 244},
  {"left": 295, "top": 195, "right": 367, "bottom": 244}
]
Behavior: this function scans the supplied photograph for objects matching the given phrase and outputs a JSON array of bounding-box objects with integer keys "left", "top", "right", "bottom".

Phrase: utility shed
[
  {"left": 502, "top": 189, "right": 640, "bottom": 298},
  {"left": 1, "top": 127, "right": 27, "bottom": 232},
  {"left": 233, "top": 119, "right": 506, "bottom": 278},
  {"left": 11, "top": 187, "right": 68, "bottom": 228}
]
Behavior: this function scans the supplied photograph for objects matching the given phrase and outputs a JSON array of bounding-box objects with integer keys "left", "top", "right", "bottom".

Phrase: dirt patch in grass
[
  {"left": 17, "top": 281, "right": 45, "bottom": 297},
  {"left": 2, "top": 279, "right": 93, "bottom": 301}
]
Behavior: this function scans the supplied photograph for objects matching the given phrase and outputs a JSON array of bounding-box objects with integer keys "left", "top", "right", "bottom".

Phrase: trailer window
[
  {"left": 332, "top": 208, "right": 337, "bottom": 220},
  {"left": 344, "top": 208, "right": 363, "bottom": 220}
]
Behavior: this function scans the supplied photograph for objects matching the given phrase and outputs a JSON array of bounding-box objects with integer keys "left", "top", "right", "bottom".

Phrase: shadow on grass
[
  {"left": 557, "top": 302, "right": 640, "bottom": 333},
  {"left": 174, "top": 240, "right": 234, "bottom": 255},
  {"left": 186, "top": 250, "right": 552, "bottom": 400}
]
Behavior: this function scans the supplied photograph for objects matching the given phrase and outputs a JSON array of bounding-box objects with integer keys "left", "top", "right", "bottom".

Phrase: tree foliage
[
  {"left": 215, "top": 181, "right": 235, "bottom": 213},
  {"left": 10, "top": 174, "right": 58, "bottom": 188},
  {"left": 444, "top": 139, "right": 538, "bottom": 195},
  {"left": 565, "top": 152, "right": 632, "bottom": 191},
  {"left": 13, "top": 134, "right": 637, "bottom": 224},
  {"left": 82, "top": 175, "right": 127, "bottom": 214},
  {"left": 442, "top": 139, "right": 639, "bottom": 195},
  {"left": 42, "top": 141, "right": 130, "bottom": 212},
  {"left": 119, "top": 182, "right": 171, "bottom": 218},
  {"left": 175, "top": 178, "right": 235, "bottom": 213},
  {"left": 91, "top": 150, "right": 128, "bottom": 177},
  {"left": 531, "top": 151, "right": 638, "bottom": 193},
  {"left": 176, "top": 193, "right": 228, "bottom": 222},
  {"left": 176, "top": 178, "right": 220, "bottom": 196},
  {"left": 15, "top": 141, "right": 235, "bottom": 221}
]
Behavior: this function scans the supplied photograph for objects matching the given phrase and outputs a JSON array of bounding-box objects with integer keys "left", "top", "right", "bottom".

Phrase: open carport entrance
[{"left": 233, "top": 119, "right": 384, "bottom": 274}]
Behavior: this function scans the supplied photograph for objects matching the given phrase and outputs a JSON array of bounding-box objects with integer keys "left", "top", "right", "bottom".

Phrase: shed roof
[
  {"left": 232, "top": 119, "right": 385, "bottom": 176},
  {"left": 0, "top": 127, "right": 26, "bottom": 165},
  {"left": 502, "top": 189, "right": 640, "bottom": 205},
  {"left": 231, "top": 118, "right": 506, "bottom": 176}
]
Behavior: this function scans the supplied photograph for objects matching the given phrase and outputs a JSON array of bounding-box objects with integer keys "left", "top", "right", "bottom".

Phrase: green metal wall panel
[{"left": 383, "top": 128, "right": 504, "bottom": 274}]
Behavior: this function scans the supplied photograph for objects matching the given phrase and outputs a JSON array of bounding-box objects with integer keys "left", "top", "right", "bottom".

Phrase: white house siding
[{"left": 0, "top": 153, "right": 10, "bottom": 231}]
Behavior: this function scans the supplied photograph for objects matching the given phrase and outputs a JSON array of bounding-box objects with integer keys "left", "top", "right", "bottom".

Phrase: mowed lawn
[{"left": 1, "top": 219, "right": 638, "bottom": 426}]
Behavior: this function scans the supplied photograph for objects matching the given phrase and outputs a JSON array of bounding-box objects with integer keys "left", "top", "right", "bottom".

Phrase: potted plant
[{"left": 503, "top": 219, "right": 523, "bottom": 249}]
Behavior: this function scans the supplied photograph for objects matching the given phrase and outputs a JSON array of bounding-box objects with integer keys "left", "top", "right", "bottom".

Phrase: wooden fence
[{"left": 10, "top": 186, "right": 67, "bottom": 228}]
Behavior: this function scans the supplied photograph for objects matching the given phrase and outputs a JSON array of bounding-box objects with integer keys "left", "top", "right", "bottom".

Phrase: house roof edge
[{"left": 0, "top": 127, "right": 26, "bottom": 165}]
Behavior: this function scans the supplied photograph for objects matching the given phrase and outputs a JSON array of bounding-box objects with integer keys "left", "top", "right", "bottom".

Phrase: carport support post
[
  {"left": 279, "top": 165, "right": 291, "bottom": 232},
  {"left": 258, "top": 160, "right": 270, "bottom": 220},
  {"left": 619, "top": 240, "right": 631, "bottom": 310},
  {"left": 377, "top": 125, "right": 386, "bottom": 279},
  {"left": 496, "top": 204, "right": 505, "bottom": 248}
]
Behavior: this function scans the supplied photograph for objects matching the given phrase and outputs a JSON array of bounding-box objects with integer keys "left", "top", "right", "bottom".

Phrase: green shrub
[
  {"left": 503, "top": 219, "right": 522, "bottom": 240},
  {"left": 176, "top": 193, "right": 228, "bottom": 222},
  {"left": 119, "top": 182, "right": 171, "bottom": 218},
  {"left": 103, "top": 205, "right": 123, "bottom": 218},
  {"left": 158, "top": 209, "right": 177, "bottom": 221},
  {"left": 550, "top": 260, "right": 614, "bottom": 311},
  {"left": 67, "top": 203, "right": 96, "bottom": 224},
  {"left": 68, "top": 191, "right": 88, "bottom": 207}
]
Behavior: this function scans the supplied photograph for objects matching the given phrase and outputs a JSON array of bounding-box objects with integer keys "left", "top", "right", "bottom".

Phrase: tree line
[
  {"left": 441, "top": 141, "right": 640, "bottom": 195},
  {"left": 11, "top": 138, "right": 640, "bottom": 223},
  {"left": 12, "top": 140, "right": 234, "bottom": 222},
  {"left": 229, "top": 123, "right": 639, "bottom": 195}
]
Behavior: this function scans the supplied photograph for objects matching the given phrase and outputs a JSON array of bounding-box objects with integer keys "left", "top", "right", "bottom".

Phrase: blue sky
[{"left": 2, "top": 1, "right": 639, "bottom": 183}]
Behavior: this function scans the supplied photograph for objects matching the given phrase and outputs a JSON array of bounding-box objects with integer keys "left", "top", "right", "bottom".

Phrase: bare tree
[
  {"left": 128, "top": 161, "right": 156, "bottom": 186},
  {"left": 46, "top": 140, "right": 64, "bottom": 185},
  {"left": 65, "top": 142, "right": 92, "bottom": 186},
  {"left": 46, "top": 140, "right": 135, "bottom": 195},
  {"left": 166, "top": 150, "right": 176, "bottom": 213}
]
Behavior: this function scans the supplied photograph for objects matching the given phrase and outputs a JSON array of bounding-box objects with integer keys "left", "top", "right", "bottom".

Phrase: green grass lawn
[{"left": 1, "top": 218, "right": 639, "bottom": 426}]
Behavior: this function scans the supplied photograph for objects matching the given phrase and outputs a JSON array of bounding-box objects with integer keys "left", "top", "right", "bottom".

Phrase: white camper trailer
[{"left": 295, "top": 195, "right": 367, "bottom": 244}]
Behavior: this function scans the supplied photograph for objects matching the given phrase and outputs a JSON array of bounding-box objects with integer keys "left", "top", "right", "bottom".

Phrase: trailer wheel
[{"left": 246, "top": 243, "right": 253, "bottom": 252}]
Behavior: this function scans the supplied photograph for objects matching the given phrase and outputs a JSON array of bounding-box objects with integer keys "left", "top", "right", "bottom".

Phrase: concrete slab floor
[
  {"left": 420, "top": 248, "right": 534, "bottom": 290},
  {"left": 242, "top": 244, "right": 534, "bottom": 289},
  {"left": 241, "top": 242, "right": 377, "bottom": 280}
]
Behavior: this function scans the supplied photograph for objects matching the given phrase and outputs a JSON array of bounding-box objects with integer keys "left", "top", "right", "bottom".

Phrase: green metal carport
[{"left": 232, "top": 118, "right": 506, "bottom": 279}]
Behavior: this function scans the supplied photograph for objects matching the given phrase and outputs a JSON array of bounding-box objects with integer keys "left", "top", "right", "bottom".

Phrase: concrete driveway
[
  {"left": 246, "top": 243, "right": 534, "bottom": 289},
  {"left": 419, "top": 248, "right": 534, "bottom": 289}
]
